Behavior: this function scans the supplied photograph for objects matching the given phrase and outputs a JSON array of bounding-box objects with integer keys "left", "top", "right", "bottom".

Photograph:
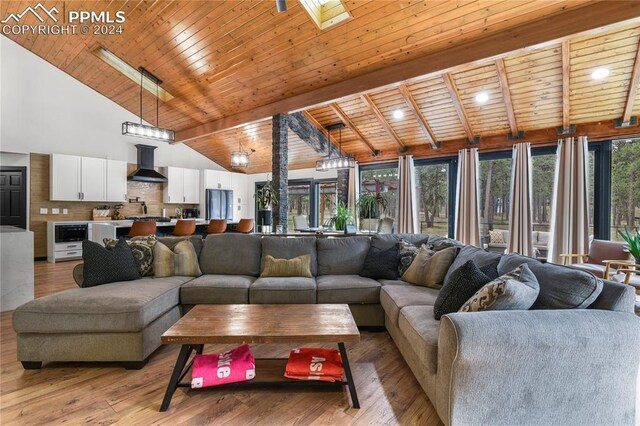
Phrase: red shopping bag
[
  {"left": 285, "top": 348, "right": 344, "bottom": 382},
  {"left": 191, "top": 344, "right": 256, "bottom": 388}
]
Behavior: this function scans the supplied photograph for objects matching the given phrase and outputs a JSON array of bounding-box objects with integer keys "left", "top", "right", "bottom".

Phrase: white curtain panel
[
  {"left": 397, "top": 155, "right": 418, "bottom": 233},
  {"left": 347, "top": 162, "right": 359, "bottom": 227},
  {"left": 548, "top": 136, "right": 591, "bottom": 264},
  {"left": 507, "top": 142, "right": 534, "bottom": 256},
  {"left": 455, "top": 148, "right": 481, "bottom": 246}
]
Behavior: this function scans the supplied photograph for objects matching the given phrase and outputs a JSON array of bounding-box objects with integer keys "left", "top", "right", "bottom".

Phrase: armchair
[{"left": 560, "top": 239, "right": 631, "bottom": 278}]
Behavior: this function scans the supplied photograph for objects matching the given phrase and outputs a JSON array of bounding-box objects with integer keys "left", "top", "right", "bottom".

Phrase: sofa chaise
[{"left": 12, "top": 233, "right": 640, "bottom": 425}]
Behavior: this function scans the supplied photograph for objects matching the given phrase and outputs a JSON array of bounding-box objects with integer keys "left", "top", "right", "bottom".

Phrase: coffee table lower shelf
[{"left": 159, "top": 343, "right": 359, "bottom": 412}]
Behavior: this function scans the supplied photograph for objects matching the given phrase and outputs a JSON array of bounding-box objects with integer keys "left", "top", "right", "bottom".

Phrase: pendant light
[
  {"left": 316, "top": 123, "right": 355, "bottom": 171},
  {"left": 231, "top": 141, "right": 255, "bottom": 168},
  {"left": 122, "top": 67, "right": 175, "bottom": 143}
]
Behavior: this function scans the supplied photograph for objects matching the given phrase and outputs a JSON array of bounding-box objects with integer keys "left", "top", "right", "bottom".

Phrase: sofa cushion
[
  {"left": 378, "top": 279, "right": 409, "bottom": 286},
  {"left": 381, "top": 285, "right": 440, "bottom": 327},
  {"left": 317, "top": 237, "right": 370, "bottom": 275},
  {"left": 398, "top": 305, "right": 440, "bottom": 374},
  {"left": 498, "top": 253, "right": 603, "bottom": 309},
  {"left": 180, "top": 274, "right": 256, "bottom": 304},
  {"left": 250, "top": 277, "right": 316, "bottom": 304},
  {"left": 316, "top": 275, "right": 381, "bottom": 304},
  {"left": 82, "top": 239, "right": 141, "bottom": 287},
  {"left": 443, "top": 245, "right": 502, "bottom": 287},
  {"left": 158, "top": 235, "right": 204, "bottom": 258},
  {"left": 261, "top": 254, "right": 313, "bottom": 278},
  {"left": 153, "top": 240, "right": 202, "bottom": 278},
  {"left": 434, "top": 260, "right": 492, "bottom": 320},
  {"left": 360, "top": 244, "right": 399, "bottom": 280},
  {"left": 200, "top": 234, "right": 262, "bottom": 276},
  {"left": 261, "top": 237, "right": 318, "bottom": 276},
  {"left": 570, "top": 262, "right": 607, "bottom": 279},
  {"left": 371, "top": 234, "right": 429, "bottom": 250},
  {"left": 460, "top": 264, "right": 540, "bottom": 312},
  {"left": 12, "top": 276, "right": 190, "bottom": 333},
  {"left": 401, "top": 247, "right": 458, "bottom": 289}
]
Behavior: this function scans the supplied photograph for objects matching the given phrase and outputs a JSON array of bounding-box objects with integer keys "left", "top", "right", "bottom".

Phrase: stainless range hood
[{"left": 128, "top": 144, "right": 168, "bottom": 183}]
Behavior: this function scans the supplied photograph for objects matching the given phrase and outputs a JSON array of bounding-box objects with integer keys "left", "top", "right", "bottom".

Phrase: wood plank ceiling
[{"left": 3, "top": 1, "right": 640, "bottom": 173}]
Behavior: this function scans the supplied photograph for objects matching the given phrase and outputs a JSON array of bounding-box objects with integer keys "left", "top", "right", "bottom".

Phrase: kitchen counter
[{"left": 1, "top": 226, "right": 34, "bottom": 311}]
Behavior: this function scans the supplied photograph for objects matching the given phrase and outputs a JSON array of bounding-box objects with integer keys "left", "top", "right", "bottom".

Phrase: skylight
[{"left": 300, "top": 0, "right": 351, "bottom": 30}]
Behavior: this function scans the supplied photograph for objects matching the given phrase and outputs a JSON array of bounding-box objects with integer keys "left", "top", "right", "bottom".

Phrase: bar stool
[
  {"left": 127, "top": 221, "right": 157, "bottom": 237},
  {"left": 171, "top": 219, "right": 196, "bottom": 236},
  {"left": 206, "top": 219, "right": 227, "bottom": 234},
  {"left": 236, "top": 218, "right": 255, "bottom": 233}
]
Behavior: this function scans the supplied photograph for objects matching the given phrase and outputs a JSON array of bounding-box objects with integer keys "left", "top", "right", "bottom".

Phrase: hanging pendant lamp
[{"left": 316, "top": 123, "right": 355, "bottom": 171}]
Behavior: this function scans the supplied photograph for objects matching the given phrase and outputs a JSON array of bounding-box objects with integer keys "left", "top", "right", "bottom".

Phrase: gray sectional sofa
[{"left": 12, "top": 233, "right": 640, "bottom": 425}]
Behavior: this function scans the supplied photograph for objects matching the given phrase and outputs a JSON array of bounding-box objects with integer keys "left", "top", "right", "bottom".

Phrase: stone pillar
[
  {"left": 337, "top": 169, "right": 349, "bottom": 207},
  {"left": 272, "top": 114, "right": 289, "bottom": 232}
]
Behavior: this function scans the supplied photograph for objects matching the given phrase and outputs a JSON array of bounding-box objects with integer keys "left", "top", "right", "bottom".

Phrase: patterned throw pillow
[
  {"left": 433, "top": 260, "right": 492, "bottom": 320},
  {"left": 459, "top": 264, "right": 540, "bottom": 312},
  {"left": 401, "top": 246, "right": 458, "bottom": 289},
  {"left": 153, "top": 240, "right": 202, "bottom": 278},
  {"left": 104, "top": 235, "right": 156, "bottom": 276},
  {"left": 261, "top": 255, "right": 313, "bottom": 278},
  {"left": 426, "top": 235, "right": 464, "bottom": 252},
  {"left": 82, "top": 239, "right": 141, "bottom": 287},
  {"left": 398, "top": 239, "right": 423, "bottom": 276},
  {"left": 489, "top": 230, "right": 506, "bottom": 243}
]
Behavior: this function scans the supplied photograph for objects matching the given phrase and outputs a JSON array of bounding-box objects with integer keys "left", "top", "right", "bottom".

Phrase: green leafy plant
[
  {"left": 255, "top": 180, "right": 279, "bottom": 211},
  {"left": 326, "top": 202, "right": 354, "bottom": 231},
  {"left": 618, "top": 227, "right": 640, "bottom": 262},
  {"left": 356, "top": 191, "right": 389, "bottom": 220}
]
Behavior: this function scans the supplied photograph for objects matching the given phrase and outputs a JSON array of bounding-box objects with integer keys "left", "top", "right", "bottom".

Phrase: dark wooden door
[{"left": 0, "top": 168, "right": 27, "bottom": 229}]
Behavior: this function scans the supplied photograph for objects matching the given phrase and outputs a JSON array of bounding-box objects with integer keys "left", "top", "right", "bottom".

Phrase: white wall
[
  {"left": 0, "top": 37, "right": 225, "bottom": 171},
  {"left": 245, "top": 167, "right": 338, "bottom": 217}
]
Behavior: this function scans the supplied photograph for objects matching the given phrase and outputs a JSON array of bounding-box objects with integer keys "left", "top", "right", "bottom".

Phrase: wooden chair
[
  {"left": 171, "top": 219, "right": 196, "bottom": 236},
  {"left": 206, "top": 219, "right": 227, "bottom": 234},
  {"left": 127, "top": 221, "right": 157, "bottom": 237},
  {"left": 560, "top": 239, "right": 631, "bottom": 278},
  {"left": 236, "top": 218, "right": 255, "bottom": 233}
]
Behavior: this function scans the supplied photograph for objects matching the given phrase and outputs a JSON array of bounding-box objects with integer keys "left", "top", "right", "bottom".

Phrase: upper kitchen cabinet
[
  {"left": 106, "top": 159, "right": 128, "bottom": 203},
  {"left": 163, "top": 166, "right": 200, "bottom": 204},
  {"left": 50, "top": 154, "right": 112, "bottom": 201},
  {"left": 203, "top": 169, "right": 232, "bottom": 190}
]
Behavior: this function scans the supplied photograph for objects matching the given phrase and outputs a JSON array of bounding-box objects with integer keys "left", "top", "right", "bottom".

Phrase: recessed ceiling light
[
  {"left": 591, "top": 67, "right": 610, "bottom": 80},
  {"left": 392, "top": 109, "right": 404, "bottom": 119},
  {"left": 475, "top": 92, "right": 489, "bottom": 104}
]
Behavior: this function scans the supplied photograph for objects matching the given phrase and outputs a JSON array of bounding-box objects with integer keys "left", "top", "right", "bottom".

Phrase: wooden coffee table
[{"left": 159, "top": 304, "right": 361, "bottom": 411}]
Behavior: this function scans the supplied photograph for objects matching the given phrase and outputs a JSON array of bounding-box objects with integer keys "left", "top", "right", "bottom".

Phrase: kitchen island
[{"left": 91, "top": 219, "right": 210, "bottom": 242}]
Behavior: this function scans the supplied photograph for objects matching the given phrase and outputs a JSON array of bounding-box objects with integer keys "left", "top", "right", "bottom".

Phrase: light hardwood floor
[{"left": 0, "top": 261, "right": 443, "bottom": 426}]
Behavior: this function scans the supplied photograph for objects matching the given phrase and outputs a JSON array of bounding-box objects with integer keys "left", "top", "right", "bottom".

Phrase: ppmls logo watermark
[{"left": 2, "top": 2, "right": 126, "bottom": 36}]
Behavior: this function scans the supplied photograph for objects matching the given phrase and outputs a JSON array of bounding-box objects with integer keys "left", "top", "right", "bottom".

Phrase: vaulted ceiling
[{"left": 4, "top": 0, "right": 640, "bottom": 173}]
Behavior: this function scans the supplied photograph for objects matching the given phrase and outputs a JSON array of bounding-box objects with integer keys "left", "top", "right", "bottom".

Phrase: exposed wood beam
[
  {"left": 622, "top": 38, "right": 640, "bottom": 123},
  {"left": 398, "top": 84, "right": 438, "bottom": 149},
  {"left": 355, "top": 119, "right": 640, "bottom": 165},
  {"left": 174, "top": 2, "right": 640, "bottom": 142},
  {"left": 360, "top": 94, "right": 405, "bottom": 149},
  {"left": 561, "top": 40, "right": 571, "bottom": 130},
  {"left": 441, "top": 73, "right": 475, "bottom": 142},
  {"left": 329, "top": 103, "right": 379, "bottom": 156},
  {"left": 495, "top": 59, "right": 518, "bottom": 136}
]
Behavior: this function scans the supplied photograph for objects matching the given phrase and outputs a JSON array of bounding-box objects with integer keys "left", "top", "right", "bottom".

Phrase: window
[
  {"left": 415, "top": 162, "right": 450, "bottom": 236},
  {"left": 478, "top": 156, "right": 512, "bottom": 242},
  {"left": 359, "top": 165, "right": 398, "bottom": 226},
  {"left": 531, "top": 153, "right": 556, "bottom": 233},
  {"left": 287, "top": 181, "right": 311, "bottom": 230},
  {"left": 611, "top": 138, "right": 640, "bottom": 240},
  {"left": 318, "top": 181, "right": 337, "bottom": 226}
]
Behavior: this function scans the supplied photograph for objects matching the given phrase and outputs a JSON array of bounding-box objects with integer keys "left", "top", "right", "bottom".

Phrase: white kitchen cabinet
[
  {"left": 50, "top": 154, "right": 81, "bottom": 201},
  {"left": 183, "top": 168, "right": 200, "bottom": 203},
  {"left": 163, "top": 166, "right": 200, "bottom": 204},
  {"left": 80, "top": 157, "right": 106, "bottom": 201},
  {"left": 203, "top": 169, "right": 232, "bottom": 190},
  {"left": 106, "top": 159, "right": 128, "bottom": 202}
]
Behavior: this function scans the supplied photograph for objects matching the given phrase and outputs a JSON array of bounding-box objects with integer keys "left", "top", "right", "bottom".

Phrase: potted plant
[
  {"left": 255, "top": 179, "right": 278, "bottom": 232},
  {"left": 326, "top": 202, "right": 354, "bottom": 231},
  {"left": 618, "top": 227, "right": 640, "bottom": 264},
  {"left": 356, "top": 191, "right": 390, "bottom": 232}
]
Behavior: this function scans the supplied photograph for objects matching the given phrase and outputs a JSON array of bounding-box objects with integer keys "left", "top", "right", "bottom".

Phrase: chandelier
[
  {"left": 231, "top": 142, "right": 255, "bottom": 168},
  {"left": 316, "top": 123, "right": 355, "bottom": 171},
  {"left": 122, "top": 67, "right": 175, "bottom": 143}
]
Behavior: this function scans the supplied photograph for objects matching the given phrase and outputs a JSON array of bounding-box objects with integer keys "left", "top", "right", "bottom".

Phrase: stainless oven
[{"left": 54, "top": 224, "right": 88, "bottom": 243}]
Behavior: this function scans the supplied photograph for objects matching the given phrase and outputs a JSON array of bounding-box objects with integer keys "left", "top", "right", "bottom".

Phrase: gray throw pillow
[
  {"left": 82, "top": 239, "right": 141, "bottom": 287},
  {"left": 459, "top": 264, "right": 540, "bottom": 312}
]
